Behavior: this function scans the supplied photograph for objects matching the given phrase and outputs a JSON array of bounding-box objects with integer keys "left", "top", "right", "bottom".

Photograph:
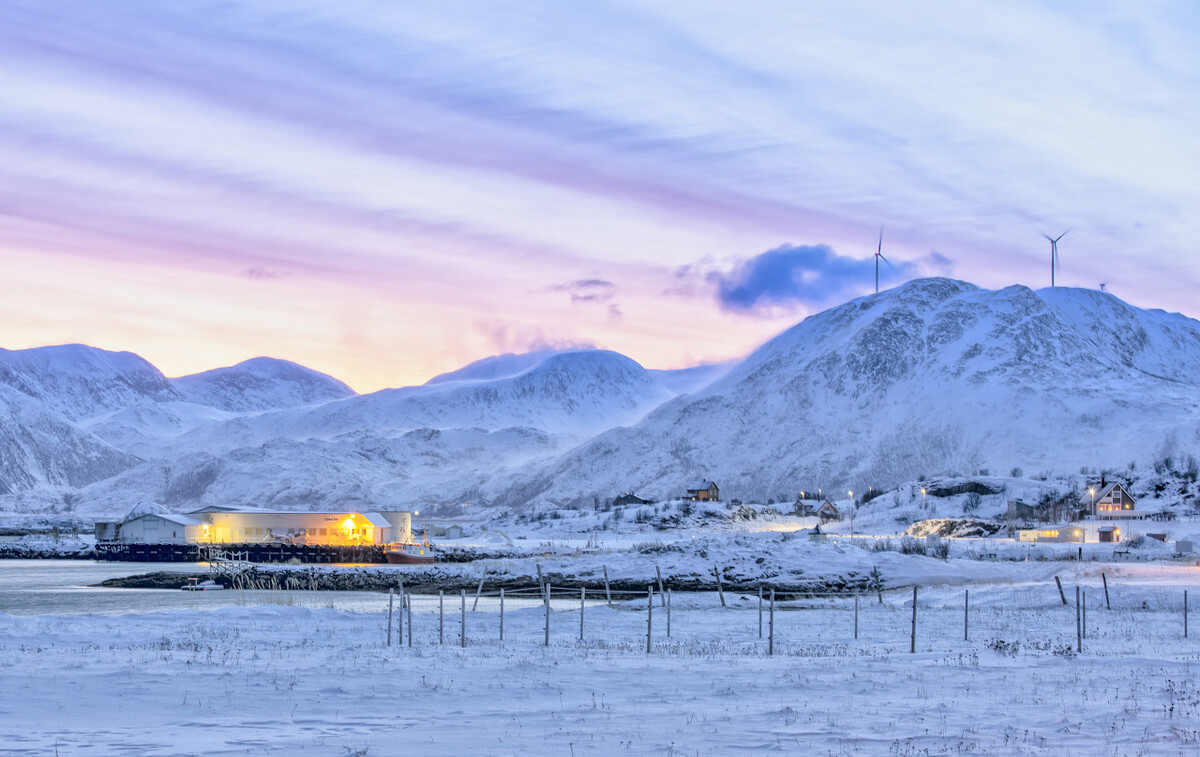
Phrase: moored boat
[{"left": 384, "top": 541, "right": 436, "bottom": 565}]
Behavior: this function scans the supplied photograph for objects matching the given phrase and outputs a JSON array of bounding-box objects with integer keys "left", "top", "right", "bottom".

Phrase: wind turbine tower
[
  {"left": 1043, "top": 231, "right": 1067, "bottom": 287},
  {"left": 873, "top": 228, "right": 892, "bottom": 294}
]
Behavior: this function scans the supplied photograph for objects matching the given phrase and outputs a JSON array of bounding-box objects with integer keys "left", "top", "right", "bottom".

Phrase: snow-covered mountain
[
  {"left": 5, "top": 279, "right": 1200, "bottom": 518},
  {"left": 0, "top": 383, "right": 140, "bottom": 495},
  {"left": 172, "top": 357, "right": 355, "bottom": 412},
  {"left": 0, "top": 344, "right": 180, "bottom": 421},
  {"left": 497, "top": 279, "right": 1200, "bottom": 507},
  {"left": 161, "top": 349, "right": 673, "bottom": 455}
]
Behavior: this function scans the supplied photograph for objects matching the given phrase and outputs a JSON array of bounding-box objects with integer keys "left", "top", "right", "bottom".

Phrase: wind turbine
[
  {"left": 1043, "top": 231, "right": 1067, "bottom": 287},
  {"left": 1099, "top": 282, "right": 1107, "bottom": 293},
  {"left": 873, "top": 227, "right": 893, "bottom": 294}
]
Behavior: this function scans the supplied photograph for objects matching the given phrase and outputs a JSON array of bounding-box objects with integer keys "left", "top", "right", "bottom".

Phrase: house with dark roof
[
  {"left": 1091, "top": 482, "right": 1145, "bottom": 519},
  {"left": 686, "top": 481, "right": 719, "bottom": 502},
  {"left": 613, "top": 492, "right": 652, "bottom": 507},
  {"left": 794, "top": 497, "right": 841, "bottom": 521}
]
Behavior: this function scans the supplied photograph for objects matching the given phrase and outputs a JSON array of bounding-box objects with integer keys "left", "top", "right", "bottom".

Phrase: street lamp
[
  {"left": 1088, "top": 488, "right": 1095, "bottom": 517},
  {"left": 921, "top": 487, "right": 927, "bottom": 511}
]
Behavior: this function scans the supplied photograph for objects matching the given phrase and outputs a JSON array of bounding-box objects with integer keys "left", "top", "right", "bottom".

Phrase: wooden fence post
[
  {"left": 1185, "top": 590, "right": 1189, "bottom": 639},
  {"left": 910, "top": 586, "right": 917, "bottom": 654},
  {"left": 964, "top": 589, "right": 969, "bottom": 642},
  {"left": 1103, "top": 573, "right": 1111, "bottom": 609},
  {"left": 758, "top": 586, "right": 763, "bottom": 638},
  {"left": 662, "top": 590, "right": 672, "bottom": 638},
  {"left": 405, "top": 591, "right": 412, "bottom": 648},
  {"left": 439, "top": 589, "right": 444, "bottom": 645},
  {"left": 656, "top": 565, "right": 666, "bottom": 607},
  {"left": 768, "top": 588, "right": 775, "bottom": 656},
  {"left": 854, "top": 592, "right": 859, "bottom": 640},
  {"left": 1080, "top": 585, "right": 1089, "bottom": 652},
  {"left": 499, "top": 587, "right": 505, "bottom": 641},
  {"left": 579, "top": 587, "right": 586, "bottom": 641},
  {"left": 1055, "top": 576, "right": 1068, "bottom": 606},
  {"left": 714, "top": 564, "right": 726, "bottom": 607},
  {"left": 472, "top": 572, "right": 486, "bottom": 611},
  {"left": 460, "top": 588, "right": 466, "bottom": 649},
  {"left": 603, "top": 566, "right": 612, "bottom": 606},
  {"left": 1082, "top": 590, "right": 1087, "bottom": 639},
  {"left": 646, "top": 586, "right": 653, "bottom": 653},
  {"left": 544, "top": 583, "right": 551, "bottom": 647},
  {"left": 387, "top": 588, "right": 394, "bottom": 647}
]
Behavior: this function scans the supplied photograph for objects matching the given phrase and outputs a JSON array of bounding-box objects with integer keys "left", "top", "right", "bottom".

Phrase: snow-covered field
[{"left": 4, "top": 562, "right": 1200, "bottom": 755}]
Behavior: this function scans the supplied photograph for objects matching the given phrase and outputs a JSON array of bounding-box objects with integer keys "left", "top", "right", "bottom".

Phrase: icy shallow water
[{"left": 0, "top": 560, "right": 599, "bottom": 616}]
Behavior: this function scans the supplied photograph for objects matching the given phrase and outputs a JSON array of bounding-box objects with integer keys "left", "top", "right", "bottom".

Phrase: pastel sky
[{"left": 2, "top": 1, "right": 1197, "bottom": 392}]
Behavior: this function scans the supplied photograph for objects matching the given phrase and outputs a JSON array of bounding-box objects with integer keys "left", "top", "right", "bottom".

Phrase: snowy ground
[{"left": 4, "top": 563, "right": 1200, "bottom": 756}]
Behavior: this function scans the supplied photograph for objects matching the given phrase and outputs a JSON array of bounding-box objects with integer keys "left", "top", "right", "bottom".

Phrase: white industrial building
[{"left": 104, "top": 505, "right": 412, "bottom": 545}]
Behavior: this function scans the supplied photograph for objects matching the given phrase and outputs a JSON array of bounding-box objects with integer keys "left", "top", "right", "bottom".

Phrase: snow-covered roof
[
  {"left": 186, "top": 505, "right": 271, "bottom": 514},
  {"left": 123, "top": 502, "right": 169, "bottom": 522},
  {"left": 125, "top": 512, "right": 205, "bottom": 527},
  {"left": 360, "top": 513, "right": 391, "bottom": 528},
  {"left": 687, "top": 481, "right": 718, "bottom": 491}
]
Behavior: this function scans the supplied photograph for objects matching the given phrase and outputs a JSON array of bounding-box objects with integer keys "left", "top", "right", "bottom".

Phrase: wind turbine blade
[
  {"left": 877, "top": 227, "right": 884, "bottom": 255},
  {"left": 880, "top": 254, "right": 896, "bottom": 270},
  {"left": 1042, "top": 232, "right": 1054, "bottom": 243},
  {"left": 1054, "top": 231, "right": 1068, "bottom": 243}
]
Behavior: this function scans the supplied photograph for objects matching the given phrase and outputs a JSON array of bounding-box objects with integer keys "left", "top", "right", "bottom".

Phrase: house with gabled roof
[
  {"left": 795, "top": 497, "right": 841, "bottom": 521},
  {"left": 1091, "top": 482, "right": 1145, "bottom": 520},
  {"left": 686, "top": 481, "right": 719, "bottom": 502}
]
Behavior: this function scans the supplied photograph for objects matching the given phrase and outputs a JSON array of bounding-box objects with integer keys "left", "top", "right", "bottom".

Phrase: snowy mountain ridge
[{"left": 3, "top": 278, "right": 1200, "bottom": 518}]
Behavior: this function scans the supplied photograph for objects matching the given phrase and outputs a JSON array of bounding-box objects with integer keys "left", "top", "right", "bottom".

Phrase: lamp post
[
  {"left": 1088, "top": 488, "right": 1095, "bottom": 517},
  {"left": 921, "top": 487, "right": 927, "bottom": 511}
]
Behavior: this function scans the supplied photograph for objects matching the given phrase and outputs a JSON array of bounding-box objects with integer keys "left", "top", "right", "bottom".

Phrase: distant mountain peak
[{"left": 172, "top": 357, "right": 355, "bottom": 413}]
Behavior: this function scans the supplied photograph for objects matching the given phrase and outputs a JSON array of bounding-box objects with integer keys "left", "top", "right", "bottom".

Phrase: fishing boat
[
  {"left": 182, "top": 577, "right": 225, "bottom": 591},
  {"left": 384, "top": 539, "right": 436, "bottom": 565}
]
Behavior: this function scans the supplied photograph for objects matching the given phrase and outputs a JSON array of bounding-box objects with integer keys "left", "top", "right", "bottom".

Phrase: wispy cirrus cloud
[{"left": 0, "top": 0, "right": 1196, "bottom": 391}]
